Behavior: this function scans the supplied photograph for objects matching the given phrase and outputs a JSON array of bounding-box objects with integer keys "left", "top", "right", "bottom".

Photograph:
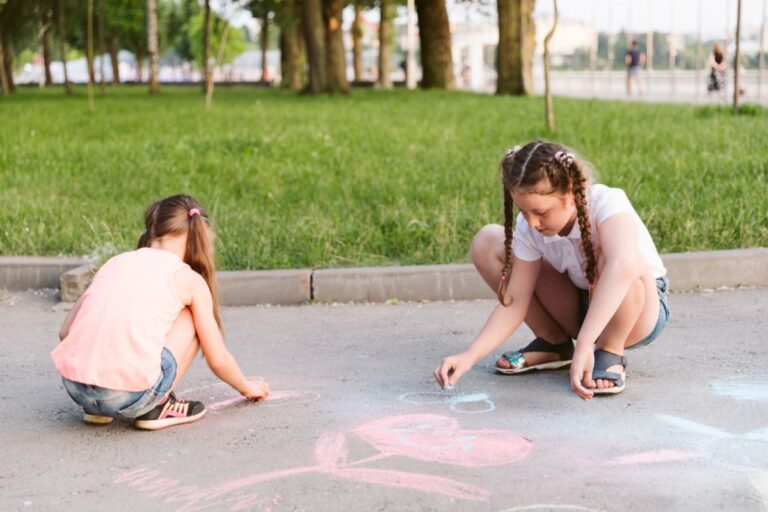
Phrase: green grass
[{"left": 1, "top": 86, "right": 766, "bottom": 270}]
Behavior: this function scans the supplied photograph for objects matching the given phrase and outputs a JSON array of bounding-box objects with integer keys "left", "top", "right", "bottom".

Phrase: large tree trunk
[
  {"left": 496, "top": 0, "right": 535, "bottom": 95},
  {"left": 352, "top": 3, "right": 363, "bottom": 81},
  {"left": 202, "top": 0, "right": 211, "bottom": 93},
  {"left": 302, "top": 0, "right": 327, "bottom": 93},
  {"left": 280, "top": 26, "right": 302, "bottom": 90},
  {"left": 109, "top": 36, "right": 120, "bottom": 84},
  {"left": 323, "top": 0, "right": 349, "bottom": 93},
  {"left": 147, "top": 0, "right": 159, "bottom": 94},
  {"left": 260, "top": 14, "right": 270, "bottom": 81},
  {"left": 42, "top": 14, "right": 53, "bottom": 85},
  {"left": 377, "top": 0, "right": 392, "bottom": 88},
  {"left": 57, "top": 0, "right": 72, "bottom": 95},
  {"left": 1, "top": 32, "right": 14, "bottom": 92},
  {"left": 414, "top": 0, "right": 454, "bottom": 89},
  {"left": 0, "top": 28, "right": 9, "bottom": 95}
]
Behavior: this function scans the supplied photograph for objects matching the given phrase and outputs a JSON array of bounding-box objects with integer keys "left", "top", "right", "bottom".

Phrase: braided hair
[{"left": 497, "top": 141, "right": 598, "bottom": 305}]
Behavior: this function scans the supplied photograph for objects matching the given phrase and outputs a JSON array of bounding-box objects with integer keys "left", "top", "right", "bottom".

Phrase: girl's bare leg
[
  {"left": 593, "top": 260, "right": 659, "bottom": 390},
  {"left": 164, "top": 307, "right": 201, "bottom": 391},
  {"left": 471, "top": 224, "right": 581, "bottom": 368}
]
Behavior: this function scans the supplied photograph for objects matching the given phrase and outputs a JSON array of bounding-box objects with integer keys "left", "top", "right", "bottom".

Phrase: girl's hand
[
  {"left": 434, "top": 353, "right": 474, "bottom": 389},
  {"left": 240, "top": 379, "right": 270, "bottom": 401},
  {"left": 569, "top": 347, "right": 595, "bottom": 400}
]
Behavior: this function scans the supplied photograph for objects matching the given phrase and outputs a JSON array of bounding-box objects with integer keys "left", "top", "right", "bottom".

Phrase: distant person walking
[
  {"left": 625, "top": 40, "right": 645, "bottom": 96},
  {"left": 707, "top": 43, "right": 727, "bottom": 98}
]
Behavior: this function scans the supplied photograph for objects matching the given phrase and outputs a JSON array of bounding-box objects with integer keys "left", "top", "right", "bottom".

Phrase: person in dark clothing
[{"left": 625, "top": 40, "right": 645, "bottom": 96}]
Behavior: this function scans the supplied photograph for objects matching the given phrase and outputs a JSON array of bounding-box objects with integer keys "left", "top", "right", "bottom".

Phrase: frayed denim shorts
[
  {"left": 578, "top": 276, "right": 670, "bottom": 349},
  {"left": 62, "top": 348, "right": 177, "bottom": 419}
]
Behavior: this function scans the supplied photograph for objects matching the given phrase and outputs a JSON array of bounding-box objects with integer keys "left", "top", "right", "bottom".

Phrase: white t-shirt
[{"left": 513, "top": 184, "right": 666, "bottom": 290}]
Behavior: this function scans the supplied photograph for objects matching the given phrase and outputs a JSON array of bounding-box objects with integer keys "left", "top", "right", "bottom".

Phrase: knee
[{"left": 471, "top": 224, "right": 505, "bottom": 265}]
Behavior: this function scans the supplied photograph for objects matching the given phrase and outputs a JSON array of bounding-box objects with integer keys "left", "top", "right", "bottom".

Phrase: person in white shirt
[{"left": 434, "top": 140, "right": 670, "bottom": 399}]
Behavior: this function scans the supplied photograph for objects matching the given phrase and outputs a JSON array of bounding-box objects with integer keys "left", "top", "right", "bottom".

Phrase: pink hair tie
[
  {"left": 189, "top": 208, "right": 201, "bottom": 218},
  {"left": 554, "top": 150, "right": 575, "bottom": 167}
]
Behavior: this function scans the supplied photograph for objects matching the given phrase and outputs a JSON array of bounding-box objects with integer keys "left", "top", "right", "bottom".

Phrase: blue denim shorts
[
  {"left": 62, "top": 348, "right": 177, "bottom": 419},
  {"left": 578, "top": 276, "right": 670, "bottom": 349}
]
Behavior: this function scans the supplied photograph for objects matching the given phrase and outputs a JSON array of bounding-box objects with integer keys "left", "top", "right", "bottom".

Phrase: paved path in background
[{"left": 1, "top": 287, "right": 767, "bottom": 512}]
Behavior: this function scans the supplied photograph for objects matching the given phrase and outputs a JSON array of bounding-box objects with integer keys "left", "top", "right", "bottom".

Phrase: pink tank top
[{"left": 52, "top": 248, "right": 188, "bottom": 391}]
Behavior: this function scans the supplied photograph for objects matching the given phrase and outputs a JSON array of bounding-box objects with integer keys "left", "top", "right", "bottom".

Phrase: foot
[
  {"left": 134, "top": 393, "right": 206, "bottom": 431},
  {"left": 593, "top": 363, "right": 625, "bottom": 391},
  {"left": 496, "top": 338, "right": 574, "bottom": 374},
  {"left": 83, "top": 413, "right": 114, "bottom": 425},
  {"left": 589, "top": 349, "right": 628, "bottom": 395}
]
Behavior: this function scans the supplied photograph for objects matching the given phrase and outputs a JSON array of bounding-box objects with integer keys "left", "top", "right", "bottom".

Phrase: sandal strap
[
  {"left": 520, "top": 337, "right": 574, "bottom": 359},
  {"left": 593, "top": 349, "right": 628, "bottom": 371}
]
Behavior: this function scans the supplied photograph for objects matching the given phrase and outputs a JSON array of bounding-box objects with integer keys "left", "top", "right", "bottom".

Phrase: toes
[{"left": 496, "top": 358, "right": 510, "bottom": 369}]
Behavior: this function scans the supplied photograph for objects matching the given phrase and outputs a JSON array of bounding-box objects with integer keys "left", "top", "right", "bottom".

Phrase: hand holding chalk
[
  {"left": 434, "top": 353, "right": 472, "bottom": 390},
  {"left": 241, "top": 378, "right": 270, "bottom": 401}
]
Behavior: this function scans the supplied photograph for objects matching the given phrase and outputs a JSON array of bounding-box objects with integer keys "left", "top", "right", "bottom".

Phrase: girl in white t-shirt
[{"left": 434, "top": 141, "right": 669, "bottom": 399}]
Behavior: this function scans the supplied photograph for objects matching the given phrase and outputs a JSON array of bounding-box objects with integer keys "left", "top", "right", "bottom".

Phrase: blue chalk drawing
[{"left": 399, "top": 392, "right": 496, "bottom": 414}]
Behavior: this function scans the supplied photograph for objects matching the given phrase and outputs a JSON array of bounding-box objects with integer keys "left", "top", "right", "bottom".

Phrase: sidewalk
[{"left": 1, "top": 286, "right": 767, "bottom": 511}]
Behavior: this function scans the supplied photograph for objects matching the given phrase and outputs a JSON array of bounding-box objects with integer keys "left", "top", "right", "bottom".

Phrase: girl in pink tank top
[{"left": 52, "top": 194, "right": 270, "bottom": 430}]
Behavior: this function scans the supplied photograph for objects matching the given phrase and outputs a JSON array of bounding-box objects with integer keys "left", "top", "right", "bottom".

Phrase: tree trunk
[
  {"left": 98, "top": 0, "right": 106, "bottom": 91},
  {"left": 202, "top": 0, "right": 211, "bottom": 93},
  {"left": 352, "top": 3, "right": 363, "bottom": 81},
  {"left": 109, "top": 37, "right": 120, "bottom": 84},
  {"left": 496, "top": 0, "right": 535, "bottom": 95},
  {"left": 377, "top": 0, "right": 392, "bottom": 88},
  {"left": 302, "top": 0, "right": 327, "bottom": 93},
  {"left": 57, "top": 0, "right": 73, "bottom": 95},
  {"left": 136, "top": 47, "right": 144, "bottom": 82},
  {"left": 261, "top": 14, "right": 270, "bottom": 81},
  {"left": 414, "top": 0, "right": 454, "bottom": 89},
  {"left": 147, "top": 0, "right": 159, "bottom": 94},
  {"left": 323, "top": 0, "right": 349, "bottom": 93},
  {"left": 87, "top": 0, "right": 95, "bottom": 109},
  {"left": 0, "top": 28, "right": 9, "bottom": 96},
  {"left": 42, "top": 14, "right": 53, "bottom": 85},
  {"left": 543, "top": 0, "right": 557, "bottom": 132},
  {"left": 733, "top": 0, "right": 743, "bottom": 113},
  {"left": 86, "top": 6, "right": 96, "bottom": 87},
  {"left": 280, "top": 27, "right": 302, "bottom": 90}
]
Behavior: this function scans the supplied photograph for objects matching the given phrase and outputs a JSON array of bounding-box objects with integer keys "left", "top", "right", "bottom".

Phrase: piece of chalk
[{"left": 443, "top": 385, "right": 454, "bottom": 391}]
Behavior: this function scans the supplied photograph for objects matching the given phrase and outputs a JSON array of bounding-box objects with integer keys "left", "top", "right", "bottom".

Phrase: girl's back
[{"left": 52, "top": 247, "right": 188, "bottom": 392}]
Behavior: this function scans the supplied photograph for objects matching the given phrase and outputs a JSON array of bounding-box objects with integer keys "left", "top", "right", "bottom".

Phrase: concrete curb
[
  {"left": 1, "top": 248, "right": 766, "bottom": 305},
  {"left": 0, "top": 257, "right": 88, "bottom": 292}
]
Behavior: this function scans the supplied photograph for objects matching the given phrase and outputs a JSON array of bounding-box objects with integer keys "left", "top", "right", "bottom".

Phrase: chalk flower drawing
[{"left": 116, "top": 414, "right": 533, "bottom": 510}]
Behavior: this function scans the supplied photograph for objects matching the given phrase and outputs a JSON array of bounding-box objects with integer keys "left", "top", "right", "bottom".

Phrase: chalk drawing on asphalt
[{"left": 399, "top": 391, "right": 496, "bottom": 414}]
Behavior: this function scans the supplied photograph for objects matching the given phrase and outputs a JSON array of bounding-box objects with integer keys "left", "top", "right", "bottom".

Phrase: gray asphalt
[{"left": 1, "top": 286, "right": 767, "bottom": 512}]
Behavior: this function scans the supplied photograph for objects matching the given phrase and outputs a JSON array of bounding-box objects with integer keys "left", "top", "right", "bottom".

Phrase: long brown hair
[
  {"left": 137, "top": 194, "right": 222, "bottom": 329},
  {"left": 497, "top": 140, "right": 598, "bottom": 305}
]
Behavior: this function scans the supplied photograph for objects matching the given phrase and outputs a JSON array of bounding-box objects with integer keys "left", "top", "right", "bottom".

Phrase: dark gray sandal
[
  {"left": 496, "top": 337, "right": 574, "bottom": 375},
  {"left": 591, "top": 349, "right": 628, "bottom": 395}
]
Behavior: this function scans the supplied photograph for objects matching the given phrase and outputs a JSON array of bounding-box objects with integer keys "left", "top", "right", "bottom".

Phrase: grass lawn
[{"left": 1, "top": 85, "right": 766, "bottom": 270}]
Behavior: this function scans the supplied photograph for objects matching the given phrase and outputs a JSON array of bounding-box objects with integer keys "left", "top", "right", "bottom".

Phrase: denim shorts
[
  {"left": 578, "top": 276, "right": 670, "bottom": 349},
  {"left": 62, "top": 348, "right": 177, "bottom": 419}
]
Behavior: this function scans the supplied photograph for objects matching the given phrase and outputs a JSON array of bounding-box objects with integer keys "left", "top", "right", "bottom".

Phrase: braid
[
  {"left": 497, "top": 187, "right": 515, "bottom": 306},
  {"left": 569, "top": 161, "right": 598, "bottom": 288}
]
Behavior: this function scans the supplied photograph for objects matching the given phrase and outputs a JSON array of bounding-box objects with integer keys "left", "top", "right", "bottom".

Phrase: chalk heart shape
[{"left": 351, "top": 414, "right": 532, "bottom": 467}]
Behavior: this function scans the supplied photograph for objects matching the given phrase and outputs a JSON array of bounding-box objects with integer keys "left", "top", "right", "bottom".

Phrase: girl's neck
[{"left": 149, "top": 235, "right": 187, "bottom": 261}]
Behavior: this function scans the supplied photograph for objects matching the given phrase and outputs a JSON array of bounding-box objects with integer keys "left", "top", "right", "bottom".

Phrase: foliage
[
  {"left": 1, "top": 87, "right": 766, "bottom": 269},
  {"left": 188, "top": 11, "right": 246, "bottom": 67}
]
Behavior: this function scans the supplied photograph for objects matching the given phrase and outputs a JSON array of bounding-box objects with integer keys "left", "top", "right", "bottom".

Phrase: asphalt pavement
[{"left": 1, "top": 286, "right": 767, "bottom": 512}]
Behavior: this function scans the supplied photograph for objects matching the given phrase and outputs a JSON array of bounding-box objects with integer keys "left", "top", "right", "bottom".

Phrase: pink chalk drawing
[
  {"left": 115, "top": 414, "right": 533, "bottom": 509},
  {"left": 178, "top": 378, "right": 320, "bottom": 412},
  {"left": 604, "top": 449, "right": 703, "bottom": 465},
  {"left": 208, "top": 391, "right": 318, "bottom": 411}
]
